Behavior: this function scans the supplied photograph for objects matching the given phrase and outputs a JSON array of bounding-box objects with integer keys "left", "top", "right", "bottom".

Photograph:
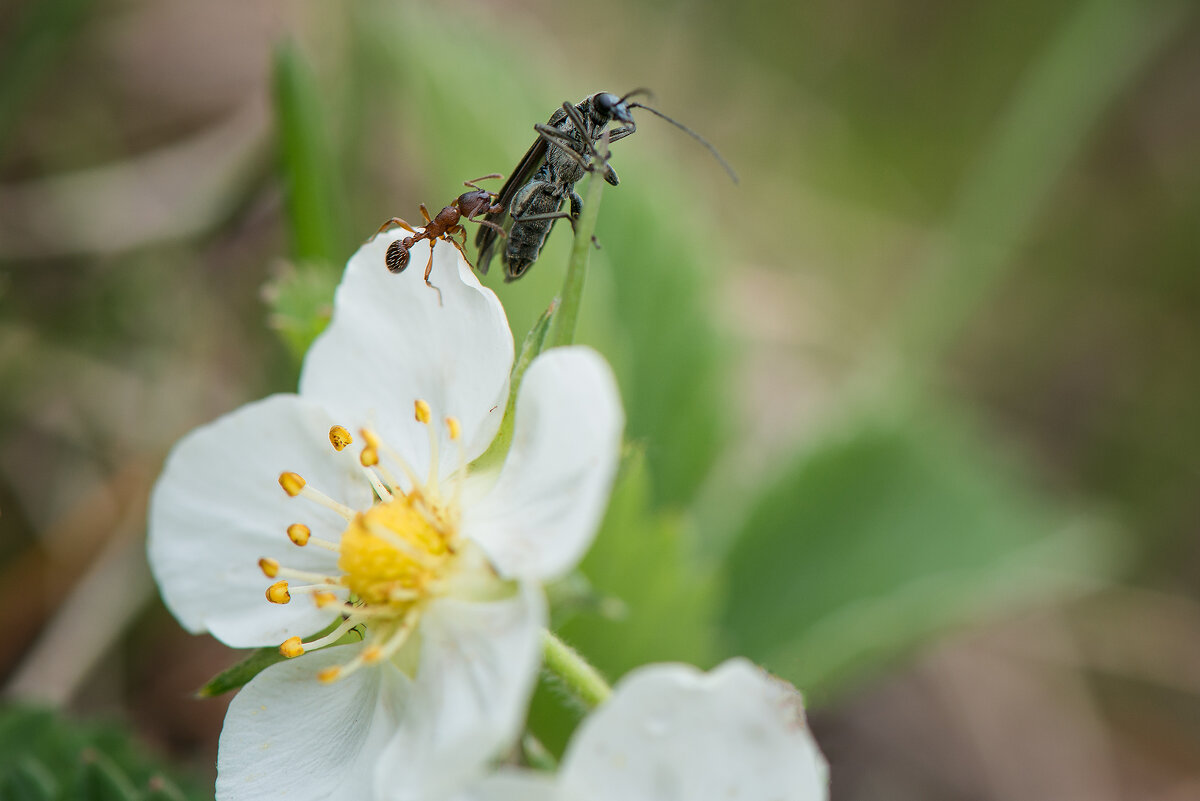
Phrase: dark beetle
[{"left": 475, "top": 90, "right": 736, "bottom": 282}]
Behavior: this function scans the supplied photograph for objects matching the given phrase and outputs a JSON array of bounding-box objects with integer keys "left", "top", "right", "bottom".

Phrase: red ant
[{"left": 372, "top": 174, "right": 507, "bottom": 303}]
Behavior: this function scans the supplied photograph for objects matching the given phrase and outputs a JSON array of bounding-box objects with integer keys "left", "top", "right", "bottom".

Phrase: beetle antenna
[
  {"left": 619, "top": 87, "right": 653, "bottom": 104},
  {"left": 628, "top": 103, "right": 738, "bottom": 184}
]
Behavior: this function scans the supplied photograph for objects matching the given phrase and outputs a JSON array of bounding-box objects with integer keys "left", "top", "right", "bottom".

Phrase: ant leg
[
  {"left": 463, "top": 173, "right": 503, "bottom": 191},
  {"left": 424, "top": 242, "right": 444, "bottom": 306},
  {"left": 370, "top": 217, "right": 417, "bottom": 240},
  {"left": 447, "top": 234, "right": 472, "bottom": 266},
  {"left": 419, "top": 204, "right": 433, "bottom": 225}
]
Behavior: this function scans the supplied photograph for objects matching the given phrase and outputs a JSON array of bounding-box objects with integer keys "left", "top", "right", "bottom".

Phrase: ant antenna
[
  {"left": 619, "top": 87, "right": 653, "bottom": 104},
  {"left": 628, "top": 102, "right": 739, "bottom": 184}
]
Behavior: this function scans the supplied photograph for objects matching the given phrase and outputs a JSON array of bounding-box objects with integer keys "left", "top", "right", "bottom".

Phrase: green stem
[
  {"left": 541, "top": 629, "right": 610, "bottom": 708},
  {"left": 548, "top": 165, "right": 606, "bottom": 348}
]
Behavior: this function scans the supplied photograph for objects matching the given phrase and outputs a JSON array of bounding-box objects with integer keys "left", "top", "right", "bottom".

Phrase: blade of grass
[{"left": 272, "top": 41, "right": 347, "bottom": 265}]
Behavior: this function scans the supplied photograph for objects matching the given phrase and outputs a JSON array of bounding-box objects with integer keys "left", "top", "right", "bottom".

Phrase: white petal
[
  {"left": 299, "top": 231, "right": 513, "bottom": 481},
  {"left": 148, "top": 394, "right": 372, "bottom": 647},
  {"left": 373, "top": 584, "right": 546, "bottom": 801},
  {"left": 216, "top": 644, "right": 411, "bottom": 801},
  {"left": 558, "top": 658, "right": 830, "bottom": 801},
  {"left": 450, "top": 770, "right": 559, "bottom": 801},
  {"left": 462, "top": 347, "right": 623, "bottom": 581}
]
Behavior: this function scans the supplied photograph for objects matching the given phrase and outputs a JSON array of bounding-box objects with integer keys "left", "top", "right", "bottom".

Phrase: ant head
[{"left": 385, "top": 239, "right": 411, "bottom": 273}]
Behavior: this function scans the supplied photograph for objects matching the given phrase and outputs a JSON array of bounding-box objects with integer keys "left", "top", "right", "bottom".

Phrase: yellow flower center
[
  {"left": 338, "top": 495, "right": 453, "bottom": 606},
  {"left": 263, "top": 400, "right": 478, "bottom": 682}
]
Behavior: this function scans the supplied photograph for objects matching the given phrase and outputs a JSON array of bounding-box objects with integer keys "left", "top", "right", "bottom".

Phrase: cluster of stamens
[{"left": 260, "top": 400, "right": 468, "bottom": 683}]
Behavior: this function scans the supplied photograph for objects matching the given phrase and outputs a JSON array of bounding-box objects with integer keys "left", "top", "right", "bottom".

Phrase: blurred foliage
[
  {"left": 720, "top": 406, "right": 1116, "bottom": 699},
  {"left": 0, "top": 707, "right": 204, "bottom": 801},
  {"left": 2, "top": 0, "right": 1200, "bottom": 795}
]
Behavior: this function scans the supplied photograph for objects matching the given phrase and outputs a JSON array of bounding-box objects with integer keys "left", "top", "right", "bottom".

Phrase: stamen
[
  {"left": 414, "top": 400, "right": 432, "bottom": 424},
  {"left": 259, "top": 557, "right": 280, "bottom": 578},
  {"left": 286, "top": 524, "right": 310, "bottom": 546},
  {"left": 266, "top": 581, "right": 291, "bottom": 604},
  {"left": 313, "top": 591, "right": 339, "bottom": 608},
  {"left": 274, "top": 565, "right": 340, "bottom": 584},
  {"left": 447, "top": 417, "right": 467, "bottom": 508},
  {"left": 422, "top": 419, "right": 440, "bottom": 492},
  {"left": 280, "top": 637, "right": 304, "bottom": 658},
  {"left": 296, "top": 618, "right": 364, "bottom": 661},
  {"left": 286, "top": 524, "right": 340, "bottom": 552},
  {"left": 362, "top": 427, "right": 421, "bottom": 492},
  {"left": 362, "top": 609, "right": 419, "bottom": 664},
  {"left": 279, "top": 472, "right": 306, "bottom": 497},
  {"left": 329, "top": 425, "right": 353, "bottom": 451},
  {"left": 279, "top": 471, "right": 355, "bottom": 519},
  {"left": 361, "top": 466, "right": 394, "bottom": 503}
]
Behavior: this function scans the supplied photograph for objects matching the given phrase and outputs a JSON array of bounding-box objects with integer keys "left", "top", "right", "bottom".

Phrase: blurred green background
[{"left": 2, "top": 0, "right": 1199, "bottom": 798}]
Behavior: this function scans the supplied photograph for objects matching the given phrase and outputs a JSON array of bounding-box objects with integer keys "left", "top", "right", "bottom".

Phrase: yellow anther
[
  {"left": 313, "top": 591, "right": 338, "bottom": 608},
  {"left": 329, "top": 426, "right": 354, "bottom": 451},
  {"left": 279, "top": 472, "right": 306, "bottom": 497},
  {"left": 279, "top": 637, "right": 304, "bottom": 658},
  {"left": 414, "top": 399, "right": 432, "bottom": 424},
  {"left": 360, "top": 428, "right": 380, "bottom": 449},
  {"left": 258, "top": 557, "right": 280, "bottom": 578},
  {"left": 266, "top": 580, "right": 291, "bottom": 604},
  {"left": 317, "top": 666, "right": 341, "bottom": 683},
  {"left": 445, "top": 417, "right": 461, "bottom": 441},
  {"left": 362, "top": 644, "right": 383, "bottom": 664},
  {"left": 360, "top": 447, "right": 379, "bottom": 467},
  {"left": 287, "top": 523, "right": 311, "bottom": 546}
]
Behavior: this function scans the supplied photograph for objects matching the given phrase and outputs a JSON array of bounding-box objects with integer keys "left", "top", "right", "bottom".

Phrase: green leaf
[
  {"left": 472, "top": 299, "right": 557, "bottom": 472},
  {"left": 718, "top": 407, "right": 1117, "bottom": 700}
]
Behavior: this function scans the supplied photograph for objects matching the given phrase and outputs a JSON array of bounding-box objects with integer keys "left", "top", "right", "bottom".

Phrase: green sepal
[
  {"left": 261, "top": 259, "right": 340, "bottom": 363},
  {"left": 197, "top": 621, "right": 364, "bottom": 697},
  {"left": 472, "top": 299, "right": 557, "bottom": 472}
]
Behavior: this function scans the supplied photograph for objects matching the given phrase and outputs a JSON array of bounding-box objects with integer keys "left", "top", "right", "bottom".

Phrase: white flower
[
  {"left": 147, "top": 232, "right": 624, "bottom": 801},
  {"left": 461, "top": 658, "right": 830, "bottom": 801}
]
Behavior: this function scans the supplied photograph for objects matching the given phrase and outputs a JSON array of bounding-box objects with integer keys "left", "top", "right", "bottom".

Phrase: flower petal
[
  {"left": 216, "top": 644, "right": 411, "bottom": 801},
  {"left": 451, "top": 770, "right": 558, "bottom": 801},
  {"left": 299, "top": 232, "right": 513, "bottom": 481},
  {"left": 558, "top": 658, "right": 829, "bottom": 801},
  {"left": 462, "top": 347, "right": 623, "bottom": 581},
  {"left": 373, "top": 584, "right": 546, "bottom": 801},
  {"left": 148, "top": 394, "right": 372, "bottom": 647}
]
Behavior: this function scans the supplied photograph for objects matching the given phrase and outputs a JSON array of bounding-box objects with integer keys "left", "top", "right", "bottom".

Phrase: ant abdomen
[{"left": 385, "top": 239, "right": 411, "bottom": 273}]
